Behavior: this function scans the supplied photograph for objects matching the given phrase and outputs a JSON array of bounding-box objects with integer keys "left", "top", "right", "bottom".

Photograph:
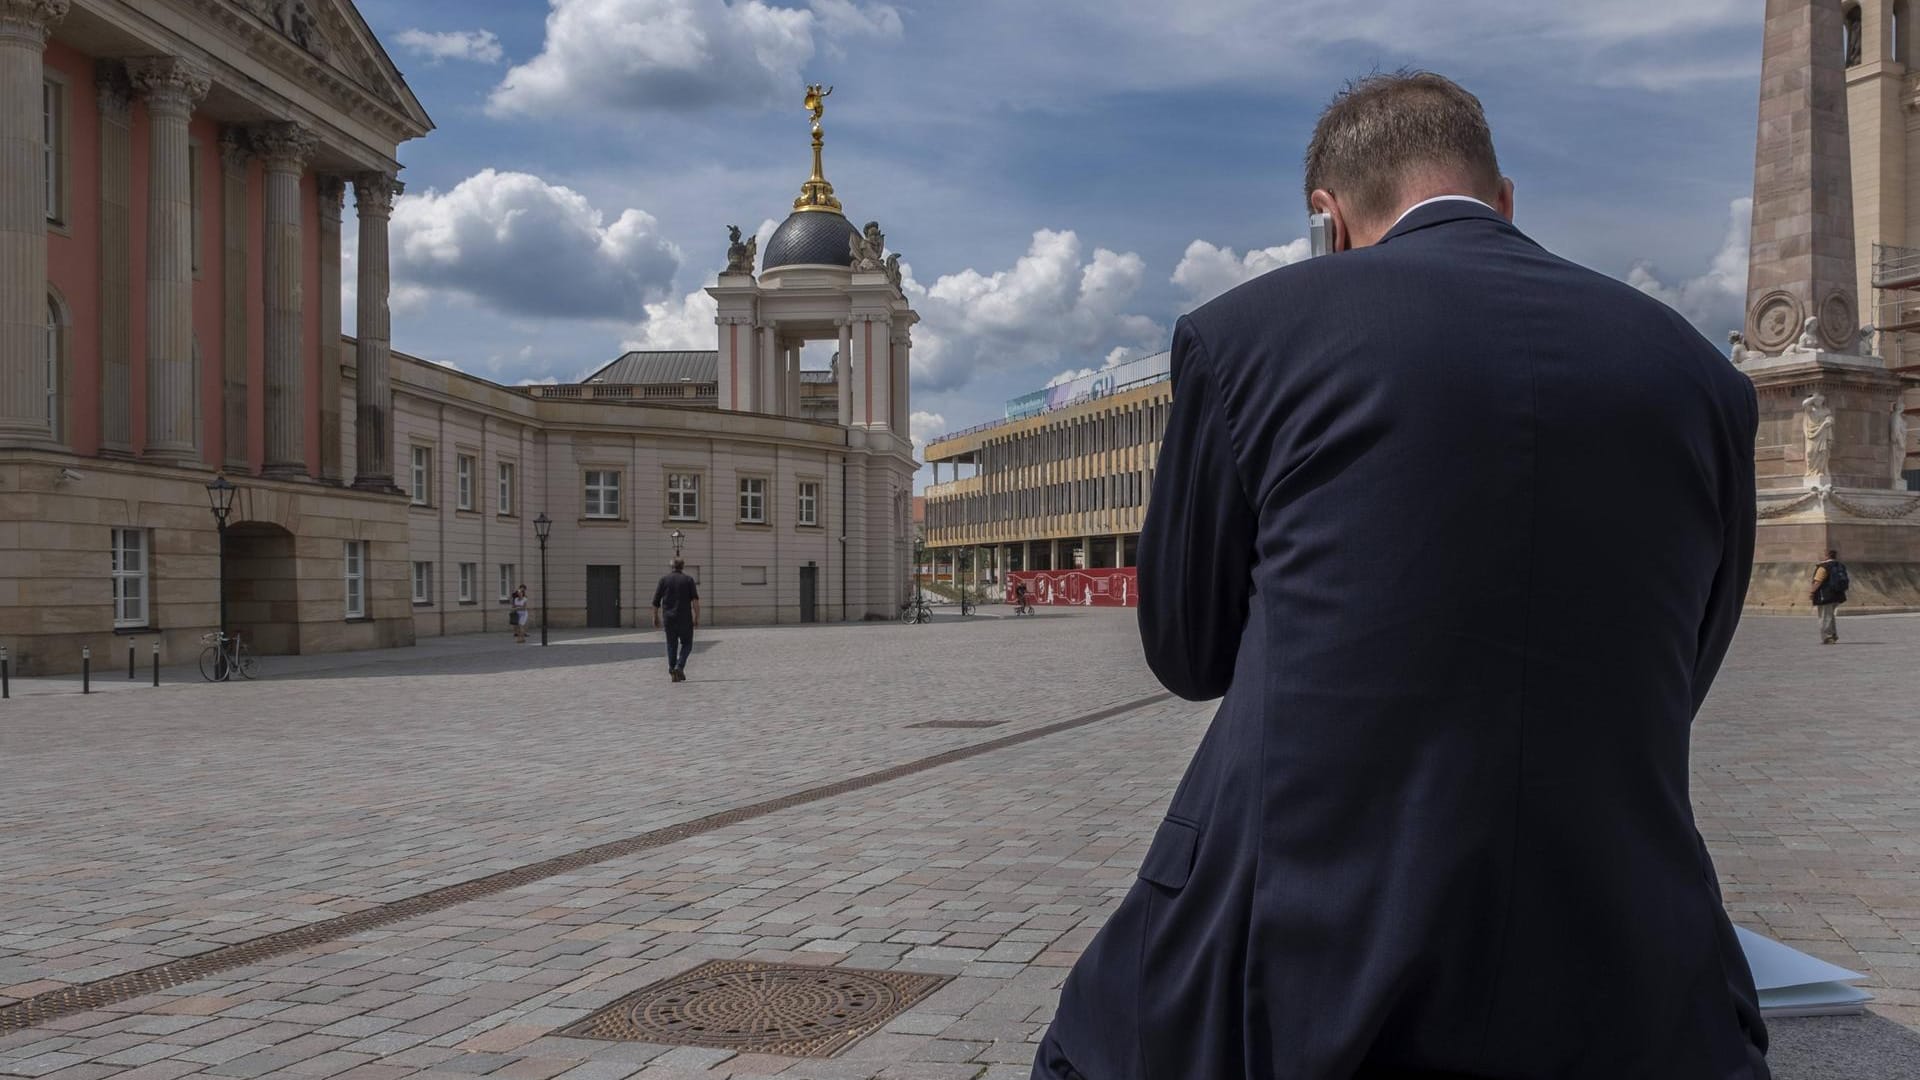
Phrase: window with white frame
[
  {"left": 456, "top": 454, "right": 474, "bottom": 510},
  {"left": 798, "top": 481, "right": 819, "bottom": 526},
  {"left": 499, "top": 563, "right": 516, "bottom": 601},
  {"left": 667, "top": 472, "right": 700, "bottom": 521},
  {"left": 412, "top": 561, "right": 433, "bottom": 604},
  {"left": 42, "top": 79, "right": 62, "bottom": 224},
  {"left": 738, "top": 477, "right": 766, "bottom": 524},
  {"left": 344, "top": 541, "right": 366, "bottom": 619},
  {"left": 458, "top": 562, "right": 477, "bottom": 603},
  {"left": 497, "top": 462, "right": 515, "bottom": 516},
  {"left": 411, "top": 446, "right": 431, "bottom": 505},
  {"left": 584, "top": 469, "right": 621, "bottom": 519},
  {"left": 111, "top": 528, "right": 148, "bottom": 628}
]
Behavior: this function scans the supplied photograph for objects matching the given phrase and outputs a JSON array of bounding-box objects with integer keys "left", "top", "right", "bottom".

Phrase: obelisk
[
  {"left": 1738, "top": 0, "right": 1920, "bottom": 612},
  {"left": 1744, "top": 0, "right": 1860, "bottom": 355}
]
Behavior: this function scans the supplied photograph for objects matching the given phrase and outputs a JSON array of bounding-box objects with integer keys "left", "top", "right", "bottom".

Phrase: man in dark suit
[{"left": 1034, "top": 72, "right": 1767, "bottom": 1079}]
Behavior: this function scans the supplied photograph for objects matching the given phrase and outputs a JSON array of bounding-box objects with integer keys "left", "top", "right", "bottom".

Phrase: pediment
[{"left": 214, "top": 0, "right": 433, "bottom": 139}]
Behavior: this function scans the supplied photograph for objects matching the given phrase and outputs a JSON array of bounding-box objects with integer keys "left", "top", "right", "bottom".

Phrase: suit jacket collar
[{"left": 1378, "top": 198, "right": 1514, "bottom": 246}]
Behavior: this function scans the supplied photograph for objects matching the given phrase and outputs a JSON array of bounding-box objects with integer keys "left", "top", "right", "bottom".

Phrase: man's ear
[
  {"left": 1308, "top": 188, "right": 1350, "bottom": 252},
  {"left": 1494, "top": 177, "right": 1515, "bottom": 222}
]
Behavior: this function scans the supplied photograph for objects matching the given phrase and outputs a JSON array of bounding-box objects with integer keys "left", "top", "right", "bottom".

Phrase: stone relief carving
[
  {"left": 1894, "top": 402, "right": 1911, "bottom": 489},
  {"left": 1803, "top": 392, "right": 1836, "bottom": 491},
  {"left": 1728, "top": 330, "right": 1748, "bottom": 366},
  {"left": 850, "top": 221, "right": 886, "bottom": 271},
  {"left": 1794, "top": 316, "right": 1823, "bottom": 353}
]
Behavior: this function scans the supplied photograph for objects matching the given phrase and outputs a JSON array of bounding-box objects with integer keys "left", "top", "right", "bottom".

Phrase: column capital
[
  {"left": 126, "top": 56, "right": 211, "bottom": 119},
  {"left": 94, "top": 60, "right": 132, "bottom": 123},
  {"left": 351, "top": 172, "right": 403, "bottom": 217},
  {"left": 0, "top": 0, "right": 69, "bottom": 44},
  {"left": 317, "top": 176, "right": 345, "bottom": 225},
  {"left": 218, "top": 126, "right": 251, "bottom": 174},
  {"left": 251, "top": 120, "right": 318, "bottom": 172}
]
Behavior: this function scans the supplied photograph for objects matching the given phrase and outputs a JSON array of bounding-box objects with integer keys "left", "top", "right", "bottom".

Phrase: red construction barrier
[{"left": 1006, "top": 568, "right": 1139, "bottom": 608}]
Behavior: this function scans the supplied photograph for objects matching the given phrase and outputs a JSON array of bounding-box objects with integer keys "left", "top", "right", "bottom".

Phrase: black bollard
[
  {"left": 129, "top": 643, "right": 136, "bottom": 680},
  {"left": 82, "top": 646, "right": 91, "bottom": 694},
  {"left": 1, "top": 645, "right": 9, "bottom": 700},
  {"left": 151, "top": 642, "right": 160, "bottom": 687}
]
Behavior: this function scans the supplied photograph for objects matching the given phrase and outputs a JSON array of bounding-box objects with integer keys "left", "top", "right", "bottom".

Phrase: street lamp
[
  {"left": 913, "top": 536, "right": 926, "bottom": 612},
  {"left": 205, "top": 476, "right": 237, "bottom": 679},
  {"left": 533, "top": 512, "right": 552, "bottom": 646},
  {"left": 670, "top": 529, "right": 685, "bottom": 559}
]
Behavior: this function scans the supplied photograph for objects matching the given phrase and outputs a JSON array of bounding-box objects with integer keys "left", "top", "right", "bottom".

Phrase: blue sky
[{"left": 350, "top": 0, "right": 1763, "bottom": 451}]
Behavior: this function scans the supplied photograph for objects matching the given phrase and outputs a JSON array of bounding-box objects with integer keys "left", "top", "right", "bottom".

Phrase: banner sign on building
[
  {"left": 1005, "top": 351, "right": 1171, "bottom": 420},
  {"left": 1007, "top": 568, "right": 1140, "bottom": 608}
]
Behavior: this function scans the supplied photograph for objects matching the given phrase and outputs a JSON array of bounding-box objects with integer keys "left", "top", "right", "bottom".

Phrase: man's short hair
[
  {"left": 1828, "top": 549, "right": 1839, "bottom": 559},
  {"left": 671, "top": 558, "right": 685, "bottom": 571},
  {"left": 1304, "top": 70, "right": 1502, "bottom": 227}
]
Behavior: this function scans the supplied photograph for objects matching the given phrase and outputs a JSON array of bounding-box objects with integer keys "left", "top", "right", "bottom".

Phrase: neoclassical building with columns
[{"left": 0, "top": 0, "right": 918, "bottom": 674}]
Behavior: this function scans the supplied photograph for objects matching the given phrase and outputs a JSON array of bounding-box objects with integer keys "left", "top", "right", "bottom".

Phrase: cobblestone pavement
[{"left": 0, "top": 609, "right": 1916, "bottom": 1077}]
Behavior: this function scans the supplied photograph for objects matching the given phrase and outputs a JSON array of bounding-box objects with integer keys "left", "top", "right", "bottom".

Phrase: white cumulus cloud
[
  {"left": 489, "top": 0, "right": 901, "bottom": 117},
  {"left": 396, "top": 29, "right": 506, "bottom": 64},
  {"left": 1625, "top": 197, "right": 1750, "bottom": 343},
  {"left": 1172, "top": 238, "right": 1312, "bottom": 304},
  {"left": 909, "top": 409, "right": 946, "bottom": 457},
  {"left": 905, "top": 229, "right": 1162, "bottom": 393},
  {"left": 390, "top": 169, "right": 683, "bottom": 322}
]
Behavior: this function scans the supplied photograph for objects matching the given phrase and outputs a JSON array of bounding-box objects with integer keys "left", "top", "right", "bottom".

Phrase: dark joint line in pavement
[{"left": 0, "top": 691, "right": 1174, "bottom": 1036}]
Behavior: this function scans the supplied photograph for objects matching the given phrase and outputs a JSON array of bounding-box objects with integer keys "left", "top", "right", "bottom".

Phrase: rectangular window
[
  {"left": 738, "top": 477, "right": 766, "bottom": 523},
  {"left": 412, "top": 561, "right": 433, "bottom": 605},
  {"left": 741, "top": 565, "right": 768, "bottom": 586},
  {"left": 42, "top": 80, "right": 62, "bottom": 224},
  {"left": 667, "top": 472, "right": 700, "bottom": 521},
  {"left": 458, "top": 562, "right": 477, "bottom": 603},
  {"left": 584, "top": 469, "right": 621, "bottom": 519},
  {"left": 498, "top": 462, "right": 515, "bottom": 516},
  {"left": 456, "top": 455, "right": 474, "bottom": 510},
  {"left": 111, "top": 528, "right": 148, "bottom": 628},
  {"left": 499, "top": 563, "right": 515, "bottom": 602},
  {"left": 411, "top": 446, "right": 431, "bottom": 505},
  {"left": 798, "top": 481, "right": 819, "bottom": 526},
  {"left": 344, "top": 541, "right": 366, "bottom": 618}
]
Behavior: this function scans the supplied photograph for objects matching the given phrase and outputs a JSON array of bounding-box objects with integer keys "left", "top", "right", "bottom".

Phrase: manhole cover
[
  {"left": 558, "top": 960, "right": 950, "bottom": 1057},
  {"left": 905, "top": 720, "right": 1007, "bottom": 729}
]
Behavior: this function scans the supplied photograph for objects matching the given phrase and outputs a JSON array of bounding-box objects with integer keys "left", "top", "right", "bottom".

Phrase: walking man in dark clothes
[{"left": 651, "top": 559, "right": 700, "bottom": 681}]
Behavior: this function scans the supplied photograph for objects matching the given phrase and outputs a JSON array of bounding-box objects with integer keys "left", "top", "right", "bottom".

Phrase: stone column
[
  {"left": 351, "top": 171, "right": 400, "bottom": 491},
  {"left": 127, "top": 56, "right": 210, "bottom": 464},
  {"left": 255, "top": 121, "right": 315, "bottom": 477},
  {"left": 96, "top": 61, "right": 132, "bottom": 453},
  {"left": 316, "top": 176, "right": 342, "bottom": 481},
  {"left": 219, "top": 129, "right": 249, "bottom": 470},
  {"left": 786, "top": 344, "right": 800, "bottom": 418},
  {"left": 891, "top": 325, "right": 912, "bottom": 435},
  {"left": 0, "top": 0, "right": 68, "bottom": 445},
  {"left": 836, "top": 319, "right": 853, "bottom": 427},
  {"left": 758, "top": 323, "right": 777, "bottom": 414},
  {"left": 717, "top": 315, "right": 748, "bottom": 412}
]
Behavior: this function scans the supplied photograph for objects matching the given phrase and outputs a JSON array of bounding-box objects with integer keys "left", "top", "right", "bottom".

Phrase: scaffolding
[{"left": 1872, "top": 244, "right": 1920, "bottom": 372}]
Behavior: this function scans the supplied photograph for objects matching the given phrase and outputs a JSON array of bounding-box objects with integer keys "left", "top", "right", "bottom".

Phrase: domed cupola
[{"left": 761, "top": 84, "right": 861, "bottom": 271}]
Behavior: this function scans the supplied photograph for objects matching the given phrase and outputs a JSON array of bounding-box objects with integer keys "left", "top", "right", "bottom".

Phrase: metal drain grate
[
  {"left": 905, "top": 720, "right": 1007, "bottom": 729},
  {"left": 558, "top": 960, "right": 949, "bottom": 1057},
  {"left": 0, "top": 692, "right": 1170, "bottom": 1035}
]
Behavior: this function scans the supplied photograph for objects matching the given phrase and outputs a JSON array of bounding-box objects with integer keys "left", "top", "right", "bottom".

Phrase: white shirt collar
[{"left": 1389, "top": 194, "right": 1497, "bottom": 231}]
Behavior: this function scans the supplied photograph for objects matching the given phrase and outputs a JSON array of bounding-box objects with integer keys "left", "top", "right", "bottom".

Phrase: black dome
[{"left": 762, "top": 211, "right": 858, "bottom": 270}]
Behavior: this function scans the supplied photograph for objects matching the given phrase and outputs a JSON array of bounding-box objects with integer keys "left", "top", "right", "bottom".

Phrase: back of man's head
[
  {"left": 1304, "top": 71, "right": 1503, "bottom": 232},
  {"left": 1828, "top": 549, "right": 1840, "bottom": 560},
  {"left": 671, "top": 558, "right": 685, "bottom": 572}
]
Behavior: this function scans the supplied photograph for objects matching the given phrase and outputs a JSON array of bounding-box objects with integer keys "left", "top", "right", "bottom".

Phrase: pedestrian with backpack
[{"left": 1811, "top": 548, "right": 1849, "bottom": 644}]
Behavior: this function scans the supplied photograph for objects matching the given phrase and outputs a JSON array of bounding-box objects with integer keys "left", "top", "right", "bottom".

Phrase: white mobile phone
[{"left": 1309, "top": 213, "right": 1335, "bottom": 258}]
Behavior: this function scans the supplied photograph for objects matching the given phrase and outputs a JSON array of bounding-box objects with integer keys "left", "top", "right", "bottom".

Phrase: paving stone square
[{"left": 2, "top": 609, "right": 1919, "bottom": 1077}]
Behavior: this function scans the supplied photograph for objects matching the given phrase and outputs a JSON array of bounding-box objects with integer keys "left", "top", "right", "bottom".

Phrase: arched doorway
[{"left": 223, "top": 522, "right": 300, "bottom": 655}]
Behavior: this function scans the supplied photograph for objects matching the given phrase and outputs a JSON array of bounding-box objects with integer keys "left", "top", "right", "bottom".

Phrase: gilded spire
[{"left": 793, "top": 83, "right": 843, "bottom": 213}]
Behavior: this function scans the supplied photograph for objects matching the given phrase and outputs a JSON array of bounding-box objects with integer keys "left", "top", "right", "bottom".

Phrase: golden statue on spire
[{"left": 794, "top": 83, "right": 843, "bottom": 213}]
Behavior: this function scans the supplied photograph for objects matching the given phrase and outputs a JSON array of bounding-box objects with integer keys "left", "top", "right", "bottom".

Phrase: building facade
[
  {"left": 0, "top": 1, "right": 917, "bottom": 673},
  {"left": 921, "top": 355, "right": 1170, "bottom": 595}
]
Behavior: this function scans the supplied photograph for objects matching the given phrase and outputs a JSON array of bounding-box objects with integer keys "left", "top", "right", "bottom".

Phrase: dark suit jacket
[{"left": 1035, "top": 201, "right": 1766, "bottom": 1079}]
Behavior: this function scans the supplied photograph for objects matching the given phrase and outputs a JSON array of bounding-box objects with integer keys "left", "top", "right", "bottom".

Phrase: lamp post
[
  {"left": 205, "top": 475, "right": 237, "bottom": 680},
  {"left": 533, "top": 512, "right": 552, "bottom": 646},
  {"left": 670, "top": 529, "right": 685, "bottom": 560},
  {"left": 913, "top": 537, "right": 926, "bottom": 613}
]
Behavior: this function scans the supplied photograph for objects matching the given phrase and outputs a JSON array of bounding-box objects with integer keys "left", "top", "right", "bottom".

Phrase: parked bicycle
[
  {"left": 899, "top": 596, "right": 933, "bottom": 624},
  {"left": 199, "top": 631, "right": 258, "bottom": 682},
  {"left": 958, "top": 589, "right": 975, "bottom": 617}
]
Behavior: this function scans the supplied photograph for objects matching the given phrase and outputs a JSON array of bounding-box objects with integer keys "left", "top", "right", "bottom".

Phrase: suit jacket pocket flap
[{"left": 1138, "top": 816, "right": 1199, "bottom": 890}]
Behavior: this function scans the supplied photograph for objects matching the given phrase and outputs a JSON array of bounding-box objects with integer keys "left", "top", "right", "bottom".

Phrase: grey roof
[
  {"left": 586, "top": 351, "right": 718, "bottom": 384},
  {"left": 584, "top": 350, "right": 835, "bottom": 387},
  {"left": 763, "top": 210, "right": 859, "bottom": 270}
]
